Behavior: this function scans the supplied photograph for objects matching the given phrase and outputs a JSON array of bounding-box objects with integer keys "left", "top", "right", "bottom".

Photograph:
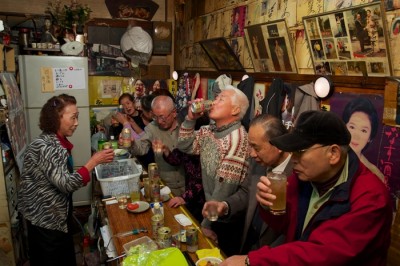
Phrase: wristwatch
[{"left": 245, "top": 255, "right": 250, "bottom": 266}]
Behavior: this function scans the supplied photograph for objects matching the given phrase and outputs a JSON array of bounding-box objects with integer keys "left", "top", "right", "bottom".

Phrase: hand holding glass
[
  {"left": 206, "top": 204, "right": 219, "bottom": 221},
  {"left": 267, "top": 172, "right": 287, "bottom": 215},
  {"left": 153, "top": 138, "right": 163, "bottom": 154}
]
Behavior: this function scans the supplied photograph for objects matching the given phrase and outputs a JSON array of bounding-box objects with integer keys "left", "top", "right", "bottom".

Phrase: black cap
[{"left": 270, "top": 110, "right": 351, "bottom": 152}]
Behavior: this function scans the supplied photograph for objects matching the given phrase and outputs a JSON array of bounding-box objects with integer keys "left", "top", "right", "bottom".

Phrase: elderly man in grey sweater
[{"left": 129, "top": 95, "right": 185, "bottom": 196}]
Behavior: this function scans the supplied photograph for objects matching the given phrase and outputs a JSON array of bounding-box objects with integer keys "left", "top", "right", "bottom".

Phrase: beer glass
[{"left": 267, "top": 172, "right": 287, "bottom": 215}]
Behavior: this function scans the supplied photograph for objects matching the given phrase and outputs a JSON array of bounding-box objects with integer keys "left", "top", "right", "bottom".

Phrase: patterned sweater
[
  {"left": 18, "top": 133, "right": 87, "bottom": 233},
  {"left": 177, "top": 119, "right": 250, "bottom": 226}
]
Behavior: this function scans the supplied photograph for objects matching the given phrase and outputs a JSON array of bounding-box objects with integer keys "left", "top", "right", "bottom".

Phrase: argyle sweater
[{"left": 177, "top": 119, "right": 249, "bottom": 227}]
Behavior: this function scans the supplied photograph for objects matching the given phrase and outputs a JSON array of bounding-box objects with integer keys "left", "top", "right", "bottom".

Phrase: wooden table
[{"left": 105, "top": 197, "right": 217, "bottom": 264}]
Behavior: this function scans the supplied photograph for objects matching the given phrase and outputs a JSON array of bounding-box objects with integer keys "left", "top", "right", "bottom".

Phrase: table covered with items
[{"left": 95, "top": 158, "right": 223, "bottom": 265}]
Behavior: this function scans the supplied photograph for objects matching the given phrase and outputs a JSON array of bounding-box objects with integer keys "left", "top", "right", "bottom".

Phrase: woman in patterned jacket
[{"left": 18, "top": 94, "right": 114, "bottom": 266}]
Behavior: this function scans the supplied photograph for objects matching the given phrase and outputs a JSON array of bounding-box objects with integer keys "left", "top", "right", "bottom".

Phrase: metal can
[
  {"left": 148, "top": 163, "right": 159, "bottom": 179},
  {"left": 186, "top": 226, "right": 198, "bottom": 252},
  {"left": 190, "top": 100, "right": 213, "bottom": 114},
  {"left": 157, "top": 226, "right": 172, "bottom": 248},
  {"left": 151, "top": 214, "right": 164, "bottom": 239},
  {"left": 122, "top": 128, "right": 131, "bottom": 148}
]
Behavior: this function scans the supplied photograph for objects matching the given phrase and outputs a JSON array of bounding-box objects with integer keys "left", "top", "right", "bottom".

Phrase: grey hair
[
  {"left": 250, "top": 114, "right": 287, "bottom": 140},
  {"left": 224, "top": 85, "right": 249, "bottom": 119},
  {"left": 151, "top": 95, "right": 175, "bottom": 112}
]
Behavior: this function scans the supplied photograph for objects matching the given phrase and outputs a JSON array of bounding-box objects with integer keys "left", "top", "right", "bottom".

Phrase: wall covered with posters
[{"left": 176, "top": 0, "right": 400, "bottom": 77}]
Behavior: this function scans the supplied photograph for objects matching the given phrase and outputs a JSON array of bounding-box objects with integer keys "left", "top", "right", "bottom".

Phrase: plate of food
[
  {"left": 196, "top": 257, "right": 223, "bottom": 266},
  {"left": 126, "top": 201, "right": 150, "bottom": 213}
]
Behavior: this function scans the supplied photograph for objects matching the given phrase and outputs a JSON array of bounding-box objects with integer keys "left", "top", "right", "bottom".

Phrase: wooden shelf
[{"left": 23, "top": 47, "right": 61, "bottom": 52}]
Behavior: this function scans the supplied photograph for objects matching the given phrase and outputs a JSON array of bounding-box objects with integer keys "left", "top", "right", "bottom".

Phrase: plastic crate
[
  {"left": 95, "top": 158, "right": 142, "bottom": 196},
  {"left": 123, "top": 236, "right": 158, "bottom": 255}
]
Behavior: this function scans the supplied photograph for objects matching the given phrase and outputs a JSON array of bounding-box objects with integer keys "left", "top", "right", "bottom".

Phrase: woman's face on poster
[{"left": 346, "top": 111, "right": 371, "bottom": 156}]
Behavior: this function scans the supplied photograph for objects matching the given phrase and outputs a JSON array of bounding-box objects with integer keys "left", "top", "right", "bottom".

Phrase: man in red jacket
[{"left": 221, "top": 110, "right": 392, "bottom": 266}]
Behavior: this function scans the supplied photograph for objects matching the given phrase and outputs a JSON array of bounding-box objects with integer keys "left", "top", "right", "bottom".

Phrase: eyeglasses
[
  {"left": 293, "top": 145, "right": 328, "bottom": 156},
  {"left": 153, "top": 109, "right": 175, "bottom": 122}
]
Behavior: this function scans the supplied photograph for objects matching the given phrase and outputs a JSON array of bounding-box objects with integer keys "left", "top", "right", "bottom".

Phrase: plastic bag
[{"left": 123, "top": 247, "right": 188, "bottom": 266}]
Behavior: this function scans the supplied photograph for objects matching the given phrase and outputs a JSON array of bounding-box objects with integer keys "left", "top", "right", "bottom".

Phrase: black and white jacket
[{"left": 18, "top": 133, "right": 83, "bottom": 233}]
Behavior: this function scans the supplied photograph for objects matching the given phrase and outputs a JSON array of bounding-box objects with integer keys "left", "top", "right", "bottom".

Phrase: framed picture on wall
[
  {"left": 199, "top": 37, "right": 245, "bottom": 71},
  {"left": 303, "top": 1, "right": 392, "bottom": 77},
  {"left": 244, "top": 19, "right": 297, "bottom": 73}
]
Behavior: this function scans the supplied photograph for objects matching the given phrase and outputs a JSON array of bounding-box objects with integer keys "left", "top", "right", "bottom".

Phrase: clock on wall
[
  {"left": 154, "top": 24, "right": 171, "bottom": 39},
  {"left": 153, "top": 21, "right": 172, "bottom": 55}
]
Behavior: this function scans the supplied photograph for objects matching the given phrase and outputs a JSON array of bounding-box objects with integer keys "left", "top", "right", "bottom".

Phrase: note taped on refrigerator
[{"left": 41, "top": 67, "right": 86, "bottom": 93}]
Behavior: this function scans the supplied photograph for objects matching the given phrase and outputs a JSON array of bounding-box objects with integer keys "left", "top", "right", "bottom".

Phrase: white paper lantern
[{"left": 120, "top": 26, "right": 153, "bottom": 66}]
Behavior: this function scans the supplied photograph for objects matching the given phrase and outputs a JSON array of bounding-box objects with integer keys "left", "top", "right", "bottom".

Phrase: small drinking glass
[
  {"left": 129, "top": 178, "right": 141, "bottom": 202},
  {"left": 153, "top": 138, "right": 163, "bottom": 155},
  {"left": 116, "top": 193, "right": 128, "bottom": 209},
  {"left": 207, "top": 204, "right": 218, "bottom": 222}
]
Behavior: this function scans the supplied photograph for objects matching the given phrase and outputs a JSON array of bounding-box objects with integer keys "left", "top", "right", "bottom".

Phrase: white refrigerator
[{"left": 19, "top": 55, "right": 92, "bottom": 206}]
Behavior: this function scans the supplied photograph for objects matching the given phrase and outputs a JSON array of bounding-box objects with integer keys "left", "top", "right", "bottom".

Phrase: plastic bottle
[
  {"left": 97, "top": 131, "right": 107, "bottom": 151},
  {"left": 110, "top": 135, "right": 118, "bottom": 149},
  {"left": 153, "top": 202, "right": 163, "bottom": 216}
]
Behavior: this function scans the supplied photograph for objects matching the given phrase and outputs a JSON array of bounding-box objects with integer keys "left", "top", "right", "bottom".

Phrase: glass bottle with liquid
[{"left": 97, "top": 131, "right": 107, "bottom": 151}]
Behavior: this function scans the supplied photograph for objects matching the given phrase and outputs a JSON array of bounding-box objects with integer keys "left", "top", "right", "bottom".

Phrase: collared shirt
[
  {"left": 272, "top": 153, "right": 292, "bottom": 174},
  {"left": 303, "top": 157, "right": 349, "bottom": 232}
]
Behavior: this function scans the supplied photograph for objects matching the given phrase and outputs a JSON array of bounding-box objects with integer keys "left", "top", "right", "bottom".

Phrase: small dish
[
  {"left": 161, "top": 194, "right": 170, "bottom": 202},
  {"left": 113, "top": 149, "right": 130, "bottom": 159},
  {"left": 196, "top": 257, "right": 223, "bottom": 266},
  {"left": 126, "top": 201, "right": 150, "bottom": 213}
]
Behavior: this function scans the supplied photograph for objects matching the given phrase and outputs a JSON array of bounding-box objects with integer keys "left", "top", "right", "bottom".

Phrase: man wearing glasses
[
  {"left": 129, "top": 95, "right": 185, "bottom": 196},
  {"left": 221, "top": 110, "right": 392, "bottom": 266},
  {"left": 202, "top": 114, "right": 292, "bottom": 254},
  {"left": 177, "top": 85, "right": 250, "bottom": 256}
]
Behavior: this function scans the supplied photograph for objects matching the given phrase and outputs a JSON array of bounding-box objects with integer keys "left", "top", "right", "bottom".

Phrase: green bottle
[{"left": 97, "top": 131, "right": 107, "bottom": 151}]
